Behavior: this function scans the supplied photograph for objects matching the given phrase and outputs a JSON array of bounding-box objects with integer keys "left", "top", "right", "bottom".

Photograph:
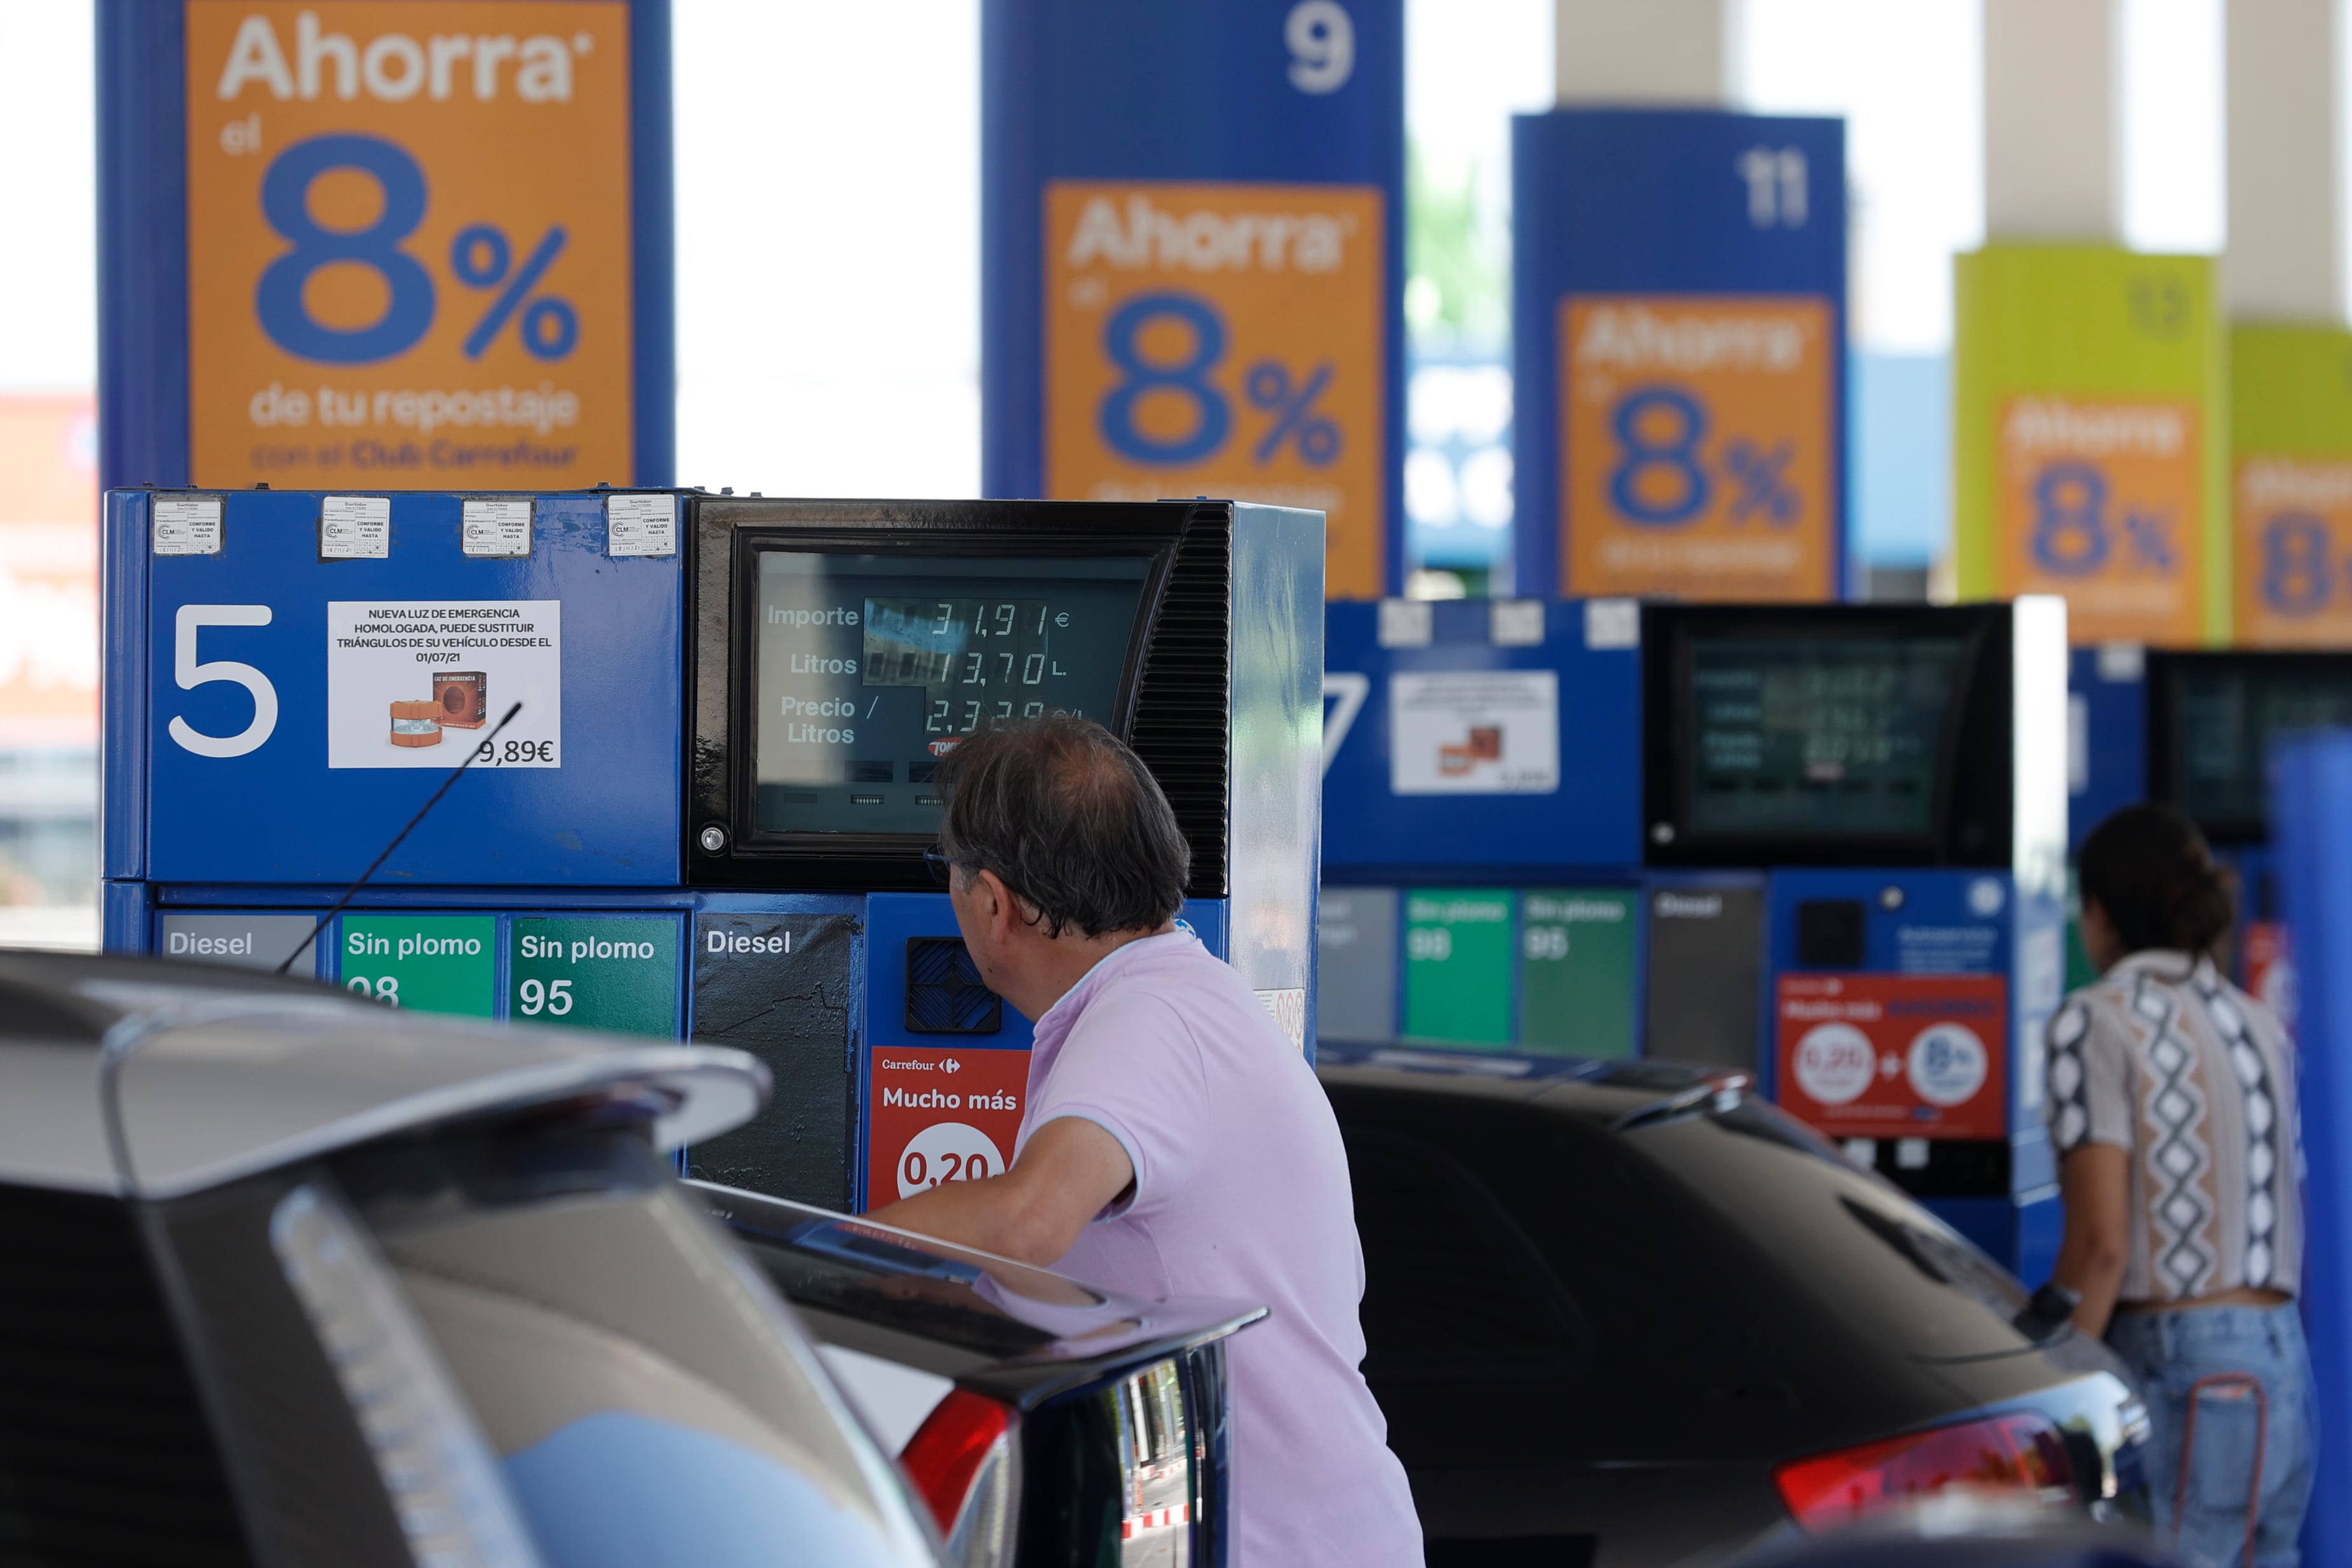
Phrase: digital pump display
[
  {"left": 1685, "top": 635, "right": 1968, "bottom": 840},
  {"left": 753, "top": 553, "right": 1152, "bottom": 836},
  {"left": 2166, "top": 661, "right": 2352, "bottom": 839}
]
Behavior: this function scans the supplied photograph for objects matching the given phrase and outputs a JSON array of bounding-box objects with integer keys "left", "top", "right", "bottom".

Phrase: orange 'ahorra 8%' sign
[
  {"left": 1776, "top": 972, "right": 2009, "bottom": 1142},
  {"left": 1045, "top": 181, "right": 1387, "bottom": 600},
  {"left": 185, "top": 2, "right": 635, "bottom": 490},
  {"left": 1995, "top": 395, "right": 2205, "bottom": 645},
  {"left": 1560, "top": 294, "right": 1837, "bottom": 601}
]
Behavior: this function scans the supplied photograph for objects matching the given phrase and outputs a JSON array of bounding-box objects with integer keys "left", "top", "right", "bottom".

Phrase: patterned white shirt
[{"left": 2045, "top": 950, "right": 2302, "bottom": 1304}]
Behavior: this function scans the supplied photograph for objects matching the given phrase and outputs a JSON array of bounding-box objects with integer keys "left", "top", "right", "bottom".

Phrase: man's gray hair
[{"left": 932, "top": 716, "right": 1190, "bottom": 939}]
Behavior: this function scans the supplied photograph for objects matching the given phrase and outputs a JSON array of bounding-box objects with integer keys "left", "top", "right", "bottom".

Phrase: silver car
[{"left": 0, "top": 950, "right": 943, "bottom": 1568}]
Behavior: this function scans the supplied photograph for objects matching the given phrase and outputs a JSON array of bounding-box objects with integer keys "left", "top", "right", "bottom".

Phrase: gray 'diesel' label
[
  {"left": 687, "top": 913, "right": 857, "bottom": 1210},
  {"left": 1316, "top": 887, "right": 1398, "bottom": 1043},
  {"left": 1644, "top": 885, "right": 1765, "bottom": 1073},
  {"left": 157, "top": 914, "right": 325, "bottom": 974}
]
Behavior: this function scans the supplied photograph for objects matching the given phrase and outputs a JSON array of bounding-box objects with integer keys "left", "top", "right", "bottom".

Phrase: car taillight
[
  {"left": 901, "top": 1388, "right": 1021, "bottom": 1568},
  {"left": 1774, "top": 1412, "right": 2076, "bottom": 1532}
]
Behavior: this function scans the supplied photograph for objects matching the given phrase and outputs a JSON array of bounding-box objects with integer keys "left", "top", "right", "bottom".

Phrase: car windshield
[
  {"left": 1330, "top": 1071, "right": 2045, "bottom": 1467},
  {"left": 330, "top": 1121, "right": 941, "bottom": 1568}
]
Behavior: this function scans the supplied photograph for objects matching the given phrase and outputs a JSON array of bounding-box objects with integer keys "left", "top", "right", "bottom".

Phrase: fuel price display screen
[
  {"left": 754, "top": 553, "right": 1152, "bottom": 834},
  {"left": 1686, "top": 635, "right": 1966, "bottom": 839},
  {"left": 2170, "top": 662, "right": 2352, "bottom": 837}
]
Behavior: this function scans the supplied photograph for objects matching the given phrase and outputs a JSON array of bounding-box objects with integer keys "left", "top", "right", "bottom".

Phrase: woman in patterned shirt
[{"left": 2048, "top": 803, "right": 2312, "bottom": 1567}]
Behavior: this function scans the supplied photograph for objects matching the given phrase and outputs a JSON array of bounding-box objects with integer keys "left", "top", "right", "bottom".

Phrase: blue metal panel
[
  {"left": 2274, "top": 734, "right": 2352, "bottom": 1568},
  {"left": 97, "top": 3, "right": 672, "bottom": 490},
  {"left": 1320, "top": 598, "right": 1642, "bottom": 877},
  {"left": 103, "top": 880, "right": 154, "bottom": 956},
  {"left": 102, "top": 490, "right": 149, "bottom": 880},
  {"left": 135, "top": 490, "right": 682, "bottom": 885},
  {"left": 628, "top": 0, "right": 676, "bottom": 485},
  {"left": 980, "top": 0, "right": 1406, "bottom": 591},
  {"left": 1765, "top": 869, "right": 2014, "bottom": 977},
  {"left": 866, "top": 892, "right": 1038, "bottom": 1054},
  {"left": 2067, "top": 647, "right": 2146, "bottom": 855},
  {"left": 1763, "top": 866, "right": 2063, "bottom": 1277},
  {"left": 97, "top": 2, "right": 188, "bottom": 489},
  {"left": 1510, "top": 109, "right": 1848, "bottom": 600}
]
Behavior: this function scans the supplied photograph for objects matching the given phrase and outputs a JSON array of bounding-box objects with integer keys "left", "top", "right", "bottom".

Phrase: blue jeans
[{"left": 2107, "top": 1301, "right": 2316, "bottom": 1568}]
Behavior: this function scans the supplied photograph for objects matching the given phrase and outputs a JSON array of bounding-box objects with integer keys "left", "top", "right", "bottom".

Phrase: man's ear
[{"left": 971, "top": 867, "right": 1022, "bottom": 945}]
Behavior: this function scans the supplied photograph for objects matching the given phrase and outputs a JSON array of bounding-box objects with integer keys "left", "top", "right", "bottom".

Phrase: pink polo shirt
[{"left": 1015, "top": 930, "right": 1422, "bottom": 1568}]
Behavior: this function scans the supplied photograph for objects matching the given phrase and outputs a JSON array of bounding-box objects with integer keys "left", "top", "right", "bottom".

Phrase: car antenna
[{"left": 274, "top": 702, "right": 525, "bottom": 977}]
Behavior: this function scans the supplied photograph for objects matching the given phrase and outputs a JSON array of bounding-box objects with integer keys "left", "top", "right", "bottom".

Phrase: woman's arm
[{"left": 2052, "top": 1144, "right": 2132, "bottom": 1336}]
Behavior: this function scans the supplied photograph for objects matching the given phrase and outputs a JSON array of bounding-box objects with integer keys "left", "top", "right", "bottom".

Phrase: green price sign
[
  {"left": 1402, "top": 889, "right": 1515, "bottom": 1047},
  {"left": 339, "top": 915, "right": 497, "bottom": 1017},
  {"left": 1518, "top": 888, "right": 1637, "bottom": 1058},
  {"left": 509, "top": 917, "right": 682, "bottom": 1036}
]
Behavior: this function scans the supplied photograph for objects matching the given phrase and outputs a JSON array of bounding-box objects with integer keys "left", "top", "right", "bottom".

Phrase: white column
[
  {"left": 1984, "top": 0, "right": 2122, "bottom": 239},
  {"left": 1555, "top": 0, "right": 1727, "bottom": 106},
  {"left": 2227, "top": 0, "right": 2342, "bottom": 320}
]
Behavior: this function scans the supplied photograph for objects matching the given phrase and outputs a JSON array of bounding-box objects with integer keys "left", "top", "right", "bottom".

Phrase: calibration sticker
[
  {"left": 183, "top": 1, "right": 635, "bottom": 488},
  {"left": 1044, "top": 180, "right": 1387, "bottom": 598},
  {"left": 325, "top": 599, "right": 560, "bottom": 768},
  {"left": 1561, "top": 293, "right": 1836, "bottom": 601}
]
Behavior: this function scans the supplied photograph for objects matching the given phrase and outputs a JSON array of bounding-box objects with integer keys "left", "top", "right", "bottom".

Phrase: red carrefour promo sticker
[
  {"left": 1775, "top": 974, "right": 2008, "bottom": 1141},
  {"left": 865, "top": 1046, "right": 1030, "bottom": 1207}
]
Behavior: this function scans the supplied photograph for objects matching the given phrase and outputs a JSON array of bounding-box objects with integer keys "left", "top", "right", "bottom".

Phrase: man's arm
[
  {"left": 868, "top": 1115, "right": 1135, "bottom": 1268},
  {"left": 2051, "top": 1143, "right": 2131, "bottom": 1336}
]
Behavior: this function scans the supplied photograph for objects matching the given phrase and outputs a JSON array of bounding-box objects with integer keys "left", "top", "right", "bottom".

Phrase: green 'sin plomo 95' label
[
  {"left": 1518, "top": 888, "right": 1637, "bottom": 1058},
  {"left": 509, "top": 916, "right": 682, "bottom": 1036},
  {"left": 339, "top": 915, "right": 496, "bottom": 1017}
]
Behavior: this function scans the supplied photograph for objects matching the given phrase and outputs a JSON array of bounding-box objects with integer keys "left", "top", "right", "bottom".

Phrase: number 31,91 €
[{"left": 258, "top": 134, "right": 579, "bottom": 366}]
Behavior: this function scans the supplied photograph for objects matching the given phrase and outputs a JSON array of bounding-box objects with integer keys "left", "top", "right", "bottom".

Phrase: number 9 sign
[{"left": 1285, "top": 1, "right": 1354, "bottom": 93}]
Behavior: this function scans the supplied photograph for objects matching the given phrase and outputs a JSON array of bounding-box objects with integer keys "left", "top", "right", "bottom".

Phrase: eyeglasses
[{"left": 923, "top": 846, "right": 957, "bottom": 888}]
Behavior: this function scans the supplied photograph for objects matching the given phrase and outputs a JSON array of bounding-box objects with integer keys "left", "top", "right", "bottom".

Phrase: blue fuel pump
[
  {"left": 1318, "top": 596, "right": 2071, "bottom": 1275},
  {"left": 104, "top": 488, "right": 1322, "bottom": 1212},
  {"left": 2067, "top": 646, "right": 2352, "bottom": 1003}
]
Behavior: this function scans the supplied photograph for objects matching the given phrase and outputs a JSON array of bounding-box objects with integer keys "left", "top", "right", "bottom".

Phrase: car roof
[
  {"left": 0, "top": 949, "right": 769, "bottom": 1200},
  {"left": 1314, "top": 1040, "right": 1751, "bottom": 1127}
]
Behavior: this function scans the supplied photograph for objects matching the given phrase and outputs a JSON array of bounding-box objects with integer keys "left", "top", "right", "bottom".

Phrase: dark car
[
  {"left": 694, "top": 1181, "right": 1263, "bottom": 1568},
  {"left": 0, "top": 951, "right": 944, "bottom": 1568},
  {"left": 1319, "top": 1045, "right": 2151, "bottom": 1568}
]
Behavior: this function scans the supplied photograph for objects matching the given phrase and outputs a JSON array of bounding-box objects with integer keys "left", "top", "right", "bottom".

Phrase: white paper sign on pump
[{"left": 1390, "top": 671, "right": 1559, "bottom": 795}]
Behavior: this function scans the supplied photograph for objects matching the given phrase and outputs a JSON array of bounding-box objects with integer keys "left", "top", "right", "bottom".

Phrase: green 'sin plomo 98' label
[{"left": 339, "top": 915, "right": 497, "bottom": 1017}]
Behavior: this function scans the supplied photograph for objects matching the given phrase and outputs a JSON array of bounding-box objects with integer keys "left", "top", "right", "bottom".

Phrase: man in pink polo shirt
[{"left": 871, "top": 716, "right": 1421, "bottom": 1566}]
